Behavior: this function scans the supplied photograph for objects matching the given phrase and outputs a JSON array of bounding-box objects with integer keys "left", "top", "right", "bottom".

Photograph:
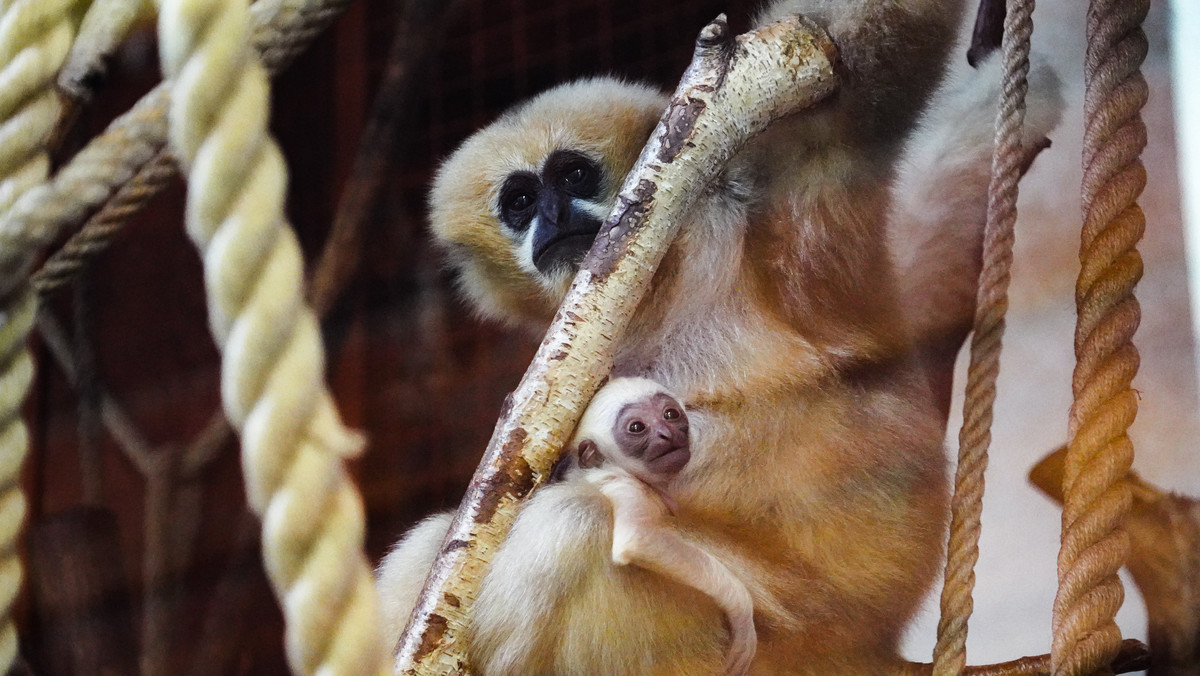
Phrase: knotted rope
[
  {"left": 0, "top": 0, "right": 76, "bottom": 670},
  {"left": 153, "top": 0, "right": 387, "bottom": 672},
  {"left": 1050, "top": 0, "right": 1148, "bottom": 673},
  {"left": 931, "top": 0, "right": 1035, "bottom": 672}
]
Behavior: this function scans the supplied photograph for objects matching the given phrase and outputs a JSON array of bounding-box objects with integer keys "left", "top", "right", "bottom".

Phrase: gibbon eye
[
  {"left": 498, "top": 172, "right": 540, "bottom": 231},
  {"left": 544, "top": 150, "right": 600, "bottom": 198},
  {"left": 627, "top": 420, "right": 646, "bottom": 434},
  {"left": 664, "top": 408, "right": 680, "bottom": 420},
  {"left": 503, "top": 190, "right": 535, "bottom": 213},
  {"left": 563, "top": 165, "right": 589, "bottom": 187}
]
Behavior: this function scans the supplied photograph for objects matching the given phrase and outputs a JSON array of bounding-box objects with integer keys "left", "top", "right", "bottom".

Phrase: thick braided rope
[
  {"left": 0, "top": 0, "right": 76, "bottom": 670},
  {"left": 155, "top": 0, "right": 387, "bottom": 674},
  {"left": 0, "top": 0, "right": 354, "bottom": 295},
  {"left": 0, "top": 289, "right": 32, "bottom": 673},
  {"left": 931, "top": 1, "right": 1034, "bottom": 673},
  {"left": 1049, "top": 0, "right": 1148, "bottom": 673}
]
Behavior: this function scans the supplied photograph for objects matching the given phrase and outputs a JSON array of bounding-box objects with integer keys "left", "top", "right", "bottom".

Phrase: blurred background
[{"left": 20, "top": 0, "right": 1196, "bottom": 673}]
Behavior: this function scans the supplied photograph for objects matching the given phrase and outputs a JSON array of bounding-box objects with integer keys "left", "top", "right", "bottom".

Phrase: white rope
[
  {"left": 154, "top": 0, "right": 388, "bottom": 672},
  {"left": 0, "top": 0, "right": 77, "bottom": 669}
]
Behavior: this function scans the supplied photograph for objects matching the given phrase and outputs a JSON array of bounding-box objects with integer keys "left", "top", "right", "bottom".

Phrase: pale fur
[
  {"left": 380, "top": 1, "right": 1064, "bottom": 673},
  {"left": 891, "top": 53, "right": 1064, "bottom": 347},
  {"left": 588, "top": 469, "right": 758, "bottom": 676},
  {"left": 567, "top": 376, "right": 676, "bottom": 457},
  {"left": 376, "top": 513, "right": 456, "bottom": 656},
  {"left": 555, "top": 377, "right": 759, "bottom": 676}
]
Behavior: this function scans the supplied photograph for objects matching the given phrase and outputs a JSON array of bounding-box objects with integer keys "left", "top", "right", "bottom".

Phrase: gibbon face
[
  {"left": 428, "top": 78, "right": 667, "bottom": 325},
  {"left": 572, "top": 377, "right": 691, "bottom": 480}
]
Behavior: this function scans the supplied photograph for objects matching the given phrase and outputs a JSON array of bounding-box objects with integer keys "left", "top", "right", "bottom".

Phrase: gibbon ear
[
  {"left": 548, "top": 452, "right": 578, "bottom": 483},
  {"left": 578, "top": 440, "right": 603, "bottom": 469}
]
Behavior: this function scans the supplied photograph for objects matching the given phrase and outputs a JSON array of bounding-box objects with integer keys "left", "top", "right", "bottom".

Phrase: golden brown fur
[{"left": 377, "top": 1, "right": 1062, "bottom": 673}]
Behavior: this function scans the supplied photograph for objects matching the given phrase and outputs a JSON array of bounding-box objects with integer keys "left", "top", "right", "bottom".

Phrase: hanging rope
[
  {"left": 1049, "top": 0, "right": 1148, "bottom": 673},
  {"left": 0, "top": 0, "right": 76, "bottom": 286},
  {"left": 0, "top": 0, "right": 77, "bottom": 670},
  {"left": 0, "top": 0, "right": 355, "bottom": 295},
  {"left": 931, "top": 0, "right": 1035, "bottom": 672},
  {"left": 153, "top": 0, "right": 386, "bottom": 673}
]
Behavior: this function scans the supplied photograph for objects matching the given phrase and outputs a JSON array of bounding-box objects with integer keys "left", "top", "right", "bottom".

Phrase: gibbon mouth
[
  {"left": 647, "top": 445, "right": 691, "bottom": 475},
  {"left": 533, "top": 232, "right": 597, "bottom": 271}
]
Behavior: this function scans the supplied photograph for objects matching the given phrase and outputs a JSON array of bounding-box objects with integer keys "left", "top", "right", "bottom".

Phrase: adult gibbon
[{"left": 377, "top": 2, "right": 1062, "bottom": 673}]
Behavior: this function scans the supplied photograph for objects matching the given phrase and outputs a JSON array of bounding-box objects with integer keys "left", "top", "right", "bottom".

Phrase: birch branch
[{"left": 395, "top": 14, "right": 838, "bottom": 675}]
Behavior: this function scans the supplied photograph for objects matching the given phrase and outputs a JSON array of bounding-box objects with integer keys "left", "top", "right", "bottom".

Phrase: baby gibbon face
[
  {"left": 606, "top": 391, "right": 690, "bottom": 478},
  {"left": 428, "top": 78, "right": 667, "bottom": 326}
]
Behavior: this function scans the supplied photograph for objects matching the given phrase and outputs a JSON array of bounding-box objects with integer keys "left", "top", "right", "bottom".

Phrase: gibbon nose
[{"left": 537, "top": 191, "right": 572, "bottom": 228}]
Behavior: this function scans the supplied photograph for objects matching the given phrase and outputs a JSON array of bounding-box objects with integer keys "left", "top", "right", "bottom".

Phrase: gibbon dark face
[
  {"left": 428, "top": 78, "right": 666, "bottom": 325},
  {"left": 497, "top": 149, "right": 605, "bottom": 276},
  {"left": 610, "top": 391, "right": 690, "bottom": 476}
]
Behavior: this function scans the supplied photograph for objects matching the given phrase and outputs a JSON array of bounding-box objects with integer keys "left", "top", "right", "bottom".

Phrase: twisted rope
[
  {"left": 0, "top": 0, "right": 76, "bottom": 670},
  {"left": 1050, "top": 0, "right": 1148, "bottom": 673},
  {"left": 58, "top": 0, "right": 149, "bottom": 106},
  {"left": 0, "top": 0, "right": 354, "bottom": 297},
  {"left": 32, "top": 152, "right": 176, "bottom": 296},
  {"left": 931, "top": 0, "right": 1035, "bottom": 672},
  {"left": 154, "top": 0, "right": 386, "bottom": 673},
  {"left": 0, "top": 86, "right": 167, "bottom": 297},
  {"left": 0, "top": 286, "right": 33, "bottom": 672}
]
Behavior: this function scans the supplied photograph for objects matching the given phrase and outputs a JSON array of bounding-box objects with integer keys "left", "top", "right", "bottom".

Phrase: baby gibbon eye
[
  {"left": 627, "top": 420, "right": 646, "bottom": 434},
  {"left": 663, "top": 408, "right": 680, "bottom": 420}
]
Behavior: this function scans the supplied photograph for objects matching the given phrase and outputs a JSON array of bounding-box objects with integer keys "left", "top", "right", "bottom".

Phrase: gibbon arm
[{"left": 598, "top": 475, "right": 757, "bottom": 676}]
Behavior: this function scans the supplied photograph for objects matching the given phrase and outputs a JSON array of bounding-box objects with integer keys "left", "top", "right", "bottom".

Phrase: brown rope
[
  {"left": 34, "top": 310, "right": 156, "bottom": 475},
  {"left": 1050, "top": 0, "right": 1148, "bottom": 673},
  {"left": 33, "top": 152, "right": 176, "bottom": 296},
  {"left": 931, "top": 0, "right": 1035, "bottom": 672},
  {"left": 251, "top": 0, "right": 358, "bottom": 76},
  {"left": 72, "top": 263, "right": 103, "bottom": 504}
]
